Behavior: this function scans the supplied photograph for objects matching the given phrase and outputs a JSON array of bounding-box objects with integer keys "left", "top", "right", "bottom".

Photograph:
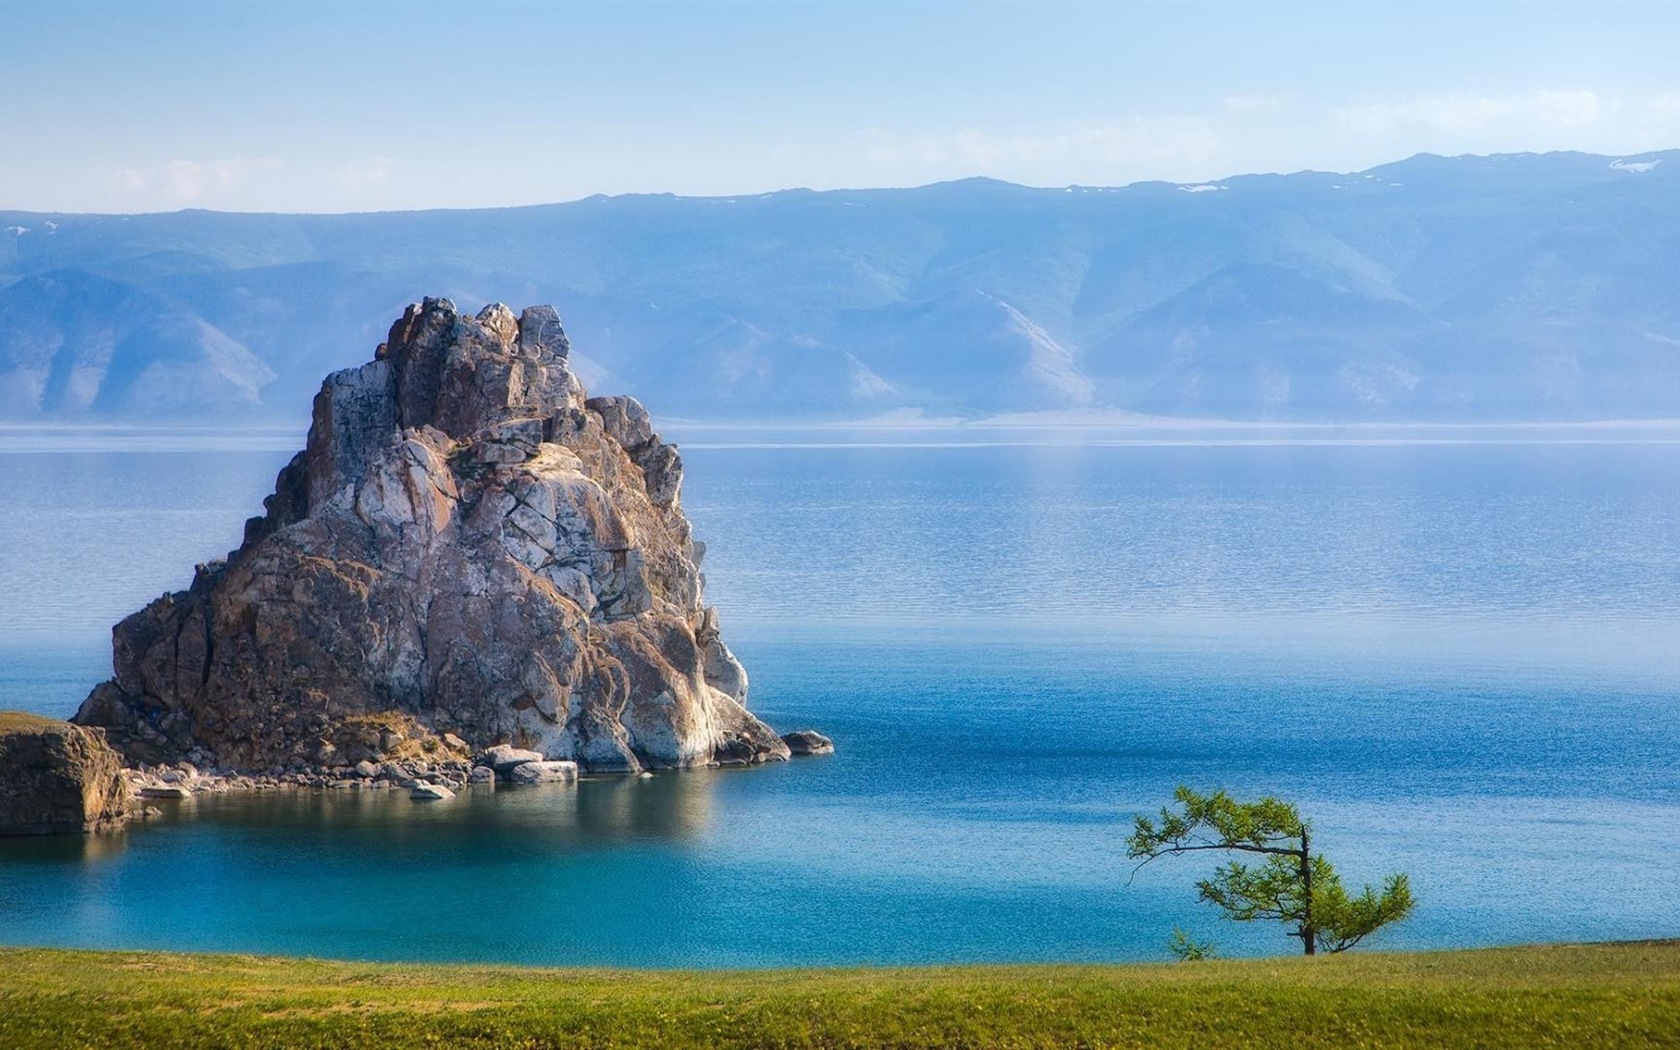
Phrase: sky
[{"left": 4, "top": 0, "right": 1680, "bottom": 214}]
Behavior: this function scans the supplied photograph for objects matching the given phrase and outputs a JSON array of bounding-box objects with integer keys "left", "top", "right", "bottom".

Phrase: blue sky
[{"left": 5, "top": 0, "right": 1679, "bottom": 213}]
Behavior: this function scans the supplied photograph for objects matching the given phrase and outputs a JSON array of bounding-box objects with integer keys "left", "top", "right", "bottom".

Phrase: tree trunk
[{"left": 1300, "top": 827, "right": 1315, "bottom": 956}]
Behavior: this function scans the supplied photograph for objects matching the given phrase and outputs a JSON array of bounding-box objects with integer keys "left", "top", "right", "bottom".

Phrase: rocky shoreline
[
  {"left": 124, "top": 758, "right": 484, "bottom": 799},
  {"left": 121, "top": 730, "right": 833, "bottom": 805},
  {"left": 2, "top": 719, "right": 832, "bottom": 835}
]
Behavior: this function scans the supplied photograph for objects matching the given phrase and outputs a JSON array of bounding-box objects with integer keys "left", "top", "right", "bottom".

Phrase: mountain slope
[
  {"left": 0, "top": 269, "right": 273, "bottom": 417},
  {"left": 3, "top": 149, "right": 1679, "bottom": 423}
]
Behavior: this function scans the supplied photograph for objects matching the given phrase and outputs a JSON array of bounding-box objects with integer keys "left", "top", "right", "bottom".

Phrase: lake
[{"left": 1, "top": 426, "right": 1678, "bottom": 966}]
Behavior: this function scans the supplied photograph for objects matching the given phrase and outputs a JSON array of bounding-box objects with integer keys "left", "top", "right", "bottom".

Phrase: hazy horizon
[
  {"left": 1, "top": 145, "right": 1675, "bottom": 219},
  {"left": 6, "top": 0, "right": 1680, "bottom": 213}
]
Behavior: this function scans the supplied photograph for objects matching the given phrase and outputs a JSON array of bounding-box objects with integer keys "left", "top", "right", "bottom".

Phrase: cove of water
[{"left": 1, "top": 430, "right": 1677, "bottom": 966}]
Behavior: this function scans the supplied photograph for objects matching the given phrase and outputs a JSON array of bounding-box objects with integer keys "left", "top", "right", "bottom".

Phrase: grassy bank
[{"left": 1, "top": 941, "right": 1677, "bottom": 1049}]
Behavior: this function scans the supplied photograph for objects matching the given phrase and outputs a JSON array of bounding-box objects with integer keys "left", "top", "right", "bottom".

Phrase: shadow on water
[
  {"left": 0, "top": 826, "right": 135, "bottom": 866},
  {"left": 0, "top": 775, "right": 720, "bottom": 867}
]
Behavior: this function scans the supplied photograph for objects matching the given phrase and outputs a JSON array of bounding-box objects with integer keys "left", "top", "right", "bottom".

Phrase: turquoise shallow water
[{"left": 0, "top": 434, "right": 1678, "bottom": 965}]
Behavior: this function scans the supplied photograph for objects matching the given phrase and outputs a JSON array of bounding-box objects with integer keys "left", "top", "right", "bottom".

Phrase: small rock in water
[
  {"left": 137, "top": 785, "right": 192, "bottom": 800},
  {"left": 467, "top": 765, "right": 496, "bottom": 783},
  {"left": 780, "top": 730, "right": 834, "bottom": 756},
  {"left": 508, "top": 760, "right": 578, "bottom": 785},
  {"left": 410, "top": 783, "right": 455, "bottom": 801}
]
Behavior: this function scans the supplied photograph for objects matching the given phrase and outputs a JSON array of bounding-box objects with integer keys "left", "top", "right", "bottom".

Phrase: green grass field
[{"left": 1, "top": 941, "right": 1676, "bottom": 1049}]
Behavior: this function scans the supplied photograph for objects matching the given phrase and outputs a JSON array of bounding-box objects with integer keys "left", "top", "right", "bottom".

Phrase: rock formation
[
  {"left": 75, "top": 299, "right": 795, "bottom": 775},
  {"left": 781, "top": 730, "right": 835, "bottom": 756},
  {"left": 0, "top": 712, "right": 132, "bottom": 835}
]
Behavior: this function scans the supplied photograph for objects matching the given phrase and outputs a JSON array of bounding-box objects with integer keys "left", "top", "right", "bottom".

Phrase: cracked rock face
[
  {"left": 0, "top": 712, "right": 132, "bottom": 835},
  {"left": 75, "top": 299, "right": 789, "bottom": 774}
]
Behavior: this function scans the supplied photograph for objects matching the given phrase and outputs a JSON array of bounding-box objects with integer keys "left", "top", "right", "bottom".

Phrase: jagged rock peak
[{"left": 76, "top": 299, "right": 792, "bottom": 775}]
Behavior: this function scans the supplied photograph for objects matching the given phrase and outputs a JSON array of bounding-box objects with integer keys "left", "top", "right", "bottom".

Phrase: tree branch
[{"left": 1139, "top": 843, "right": 1305, "bottom": 859}]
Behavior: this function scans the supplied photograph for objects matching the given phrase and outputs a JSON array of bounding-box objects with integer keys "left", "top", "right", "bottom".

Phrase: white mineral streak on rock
[{"left": 76, "top": 299, "right": 793, "bottom": 775}]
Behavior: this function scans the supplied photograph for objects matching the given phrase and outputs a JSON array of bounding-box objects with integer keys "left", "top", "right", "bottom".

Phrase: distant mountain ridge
[{"left": 4, "top": 149, "right": 1679, "bottom": 424}]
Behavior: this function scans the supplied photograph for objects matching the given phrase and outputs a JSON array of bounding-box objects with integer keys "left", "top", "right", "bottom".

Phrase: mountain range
[{"left": 4, "top": 149, "right": 1679, "bottom": 424}]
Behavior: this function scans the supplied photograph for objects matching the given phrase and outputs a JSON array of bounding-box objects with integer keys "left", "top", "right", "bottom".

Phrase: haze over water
[{"left": 1, "top": 430, "right": 1677, "bottom": 965}]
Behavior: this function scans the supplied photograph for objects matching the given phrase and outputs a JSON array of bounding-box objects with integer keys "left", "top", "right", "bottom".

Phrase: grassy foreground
[{"left": 1, "top": 942, "right": 1677, "bottom": 1049}]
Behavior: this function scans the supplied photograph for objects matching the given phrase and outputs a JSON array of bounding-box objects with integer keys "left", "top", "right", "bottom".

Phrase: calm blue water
[{"left": 1, "top": 430, "right": 1678, "bottom": 965}]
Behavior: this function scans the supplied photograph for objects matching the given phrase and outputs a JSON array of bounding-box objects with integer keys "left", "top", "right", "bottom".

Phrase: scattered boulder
[
  {"left": 137, "top": 785, "right": 192, "bottom": 800},
  {"left": 467, "top": 765, "right": 496, "bottom": 784},
  {"left": 508, "top": 760, "right": 579, "bottom": 785},
  {"left": 0, "top": 712, "right": 131, "bottom": 835},
  {"left": 481, "top": 745, "right": 545, "bottom": 774},
  {"left": 781, "top": 730, "right": 834, "bottom": 756},
  {"left": 411, "top": 783, "right": 455, "bottom": 801}
]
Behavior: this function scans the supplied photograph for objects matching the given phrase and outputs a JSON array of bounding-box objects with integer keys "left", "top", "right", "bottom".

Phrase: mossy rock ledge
[
  {"left": 0, "top": 712, "right": 132, "bottom": 835},
  {"left": 74, "top": 299, "right": 817, "bottom": 777}
]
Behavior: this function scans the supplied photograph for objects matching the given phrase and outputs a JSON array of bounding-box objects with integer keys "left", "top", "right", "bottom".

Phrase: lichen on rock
[{"left": 75, "top": 299, "right": 791, "bottom": 774}]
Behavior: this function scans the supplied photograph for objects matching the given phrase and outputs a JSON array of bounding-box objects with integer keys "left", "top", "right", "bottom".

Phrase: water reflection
[
  {"left": 0, "top": 826, "right": 132, "bottom": 866},
  {"left": 0, "top": 771, "right": 745, "bottom": 964},
  {"left": 1, "top": 775, "right": 719, "bottom": 879},
  {"left": 99, "top": 769, "right": 715, "bottom": 843}
]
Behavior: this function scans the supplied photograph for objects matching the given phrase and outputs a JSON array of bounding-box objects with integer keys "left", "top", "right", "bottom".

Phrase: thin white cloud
[
  {"left": 109, "top": 157, "right": 280, "bottom": 203},
  {"left": 1646, "top": 93, "right": 1680, "bottom": 122},
  {"left": 829, "top": 87, "right": 1680, "bottom": 195},
  {"left": 1222, "top": 94, "right": 1292, "bottom": 115},
  {"left": 338, "top": 156, "right": 397, "bottom": 191},
  {"left": 1336, "top": 90, "right": 1602, "bottom": 136},
  {"left": 860, "top": 116, "right": 1224, "bottom": 180}
]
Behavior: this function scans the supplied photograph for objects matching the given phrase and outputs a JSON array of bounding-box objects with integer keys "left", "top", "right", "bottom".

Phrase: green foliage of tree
[
  {"left": 1166, "top": 928, "right": 1216, "bottom": 962},
  {"left": 1129, "top": 786, "right": 1415, "bottom": 956}
]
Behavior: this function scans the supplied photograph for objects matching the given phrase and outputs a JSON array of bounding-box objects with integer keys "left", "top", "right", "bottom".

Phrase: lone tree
[{"left": 1128, "top": 786, "right": 1414, "bottom": 956}]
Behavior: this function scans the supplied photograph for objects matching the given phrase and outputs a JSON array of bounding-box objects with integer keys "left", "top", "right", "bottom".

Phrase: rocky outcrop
[
  {"left": 0, "top": 712, "right": 132, "bottom": 835},
  {"left": 75, "top": 299, "right": 796, "bottom": 775}
]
